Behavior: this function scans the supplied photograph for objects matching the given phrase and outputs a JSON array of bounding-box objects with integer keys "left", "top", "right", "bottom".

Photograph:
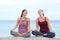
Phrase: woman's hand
[
  {"left": 10, "top": 29, "right": 14, "bottom": 32},
  {"left": 50, "top": 30, "right": 55, "bottom": 33},
  {"left": 31, "top": 29, "right": 37, "bottom": 32}
]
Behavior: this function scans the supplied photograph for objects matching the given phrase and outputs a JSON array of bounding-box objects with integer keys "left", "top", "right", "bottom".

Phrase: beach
[
  {"left": 0, "top": 0, "right": 60, "bottom": 40},
  {"left": 0, "top": 36, "right": 60, "bottom": 40}
]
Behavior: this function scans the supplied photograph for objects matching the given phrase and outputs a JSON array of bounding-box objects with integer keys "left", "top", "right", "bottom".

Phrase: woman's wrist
[
  {"left": 27, "top": 31, "right": 30, "bottom": 33},
  {"left": 50, "top": 30, "right": 54, "bottom": 32},
  {"left": 10, "top": 29, "right": 14, "bottom": 31}
]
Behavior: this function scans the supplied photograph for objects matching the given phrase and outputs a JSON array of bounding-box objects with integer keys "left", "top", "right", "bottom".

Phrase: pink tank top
[{"left": 18, "top": 18, "right": 28, "bottom": 34}]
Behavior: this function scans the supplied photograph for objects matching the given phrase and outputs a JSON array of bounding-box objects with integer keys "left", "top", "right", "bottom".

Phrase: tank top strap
[{"left": 45, "top": 17, "right": 46, "bottom": 21}]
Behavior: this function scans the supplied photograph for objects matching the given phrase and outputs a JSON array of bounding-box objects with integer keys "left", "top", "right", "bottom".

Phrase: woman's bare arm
[
  {"left": 27, "top": 18, "right": 30, "bottom": 32},
  {"left": 10, "top": 17, "right": 20, "bottom": 31},
  {"left": 31, "top": 18, "right": 39, "bottom": 31},
  {"left": 46, "top": 17, "right": 54, "bottom": 32},
  {"left": 36, "top": 18, "right": 39, "bottom": 30}
]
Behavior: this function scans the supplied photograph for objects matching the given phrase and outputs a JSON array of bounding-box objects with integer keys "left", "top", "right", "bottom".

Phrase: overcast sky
[{"left": 0, "top": 0, "right": 60, "bottom": 20}]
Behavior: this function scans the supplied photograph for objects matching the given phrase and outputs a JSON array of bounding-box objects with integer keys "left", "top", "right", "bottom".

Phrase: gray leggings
[{"left": 10, "top": 31, "right": 31, "bottom": 37}]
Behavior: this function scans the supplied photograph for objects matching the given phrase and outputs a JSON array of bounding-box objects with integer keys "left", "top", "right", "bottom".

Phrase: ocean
[{"left": 0, "top": 20, "right": 60, "bottom": 37}]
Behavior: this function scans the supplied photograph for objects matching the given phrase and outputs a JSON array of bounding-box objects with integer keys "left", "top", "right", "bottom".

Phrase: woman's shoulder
[
  {"left": 17, "top": 17, "right": 20, "bottom": 21},
  {"left": 36, "top": 17, "right": 40, "bottom": 20},
  {"left": 44, "top": 16, "right": 47, "bottom": 18},
  {"left": 26, "top": 17, "right": 30, "bottom": 21},
  {"left": 44, "top": 16, "right": 50, "bottom": 21},
  {"left": 44, "top": 16, "right": 49, "bottom": 19},
  {"left": 36, "top": 17, "right": 39, "bottom": 22}
]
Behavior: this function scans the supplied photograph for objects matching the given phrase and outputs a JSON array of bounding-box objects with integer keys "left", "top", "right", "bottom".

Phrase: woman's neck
[
  {"left": 40, "top": 16, "right": 44, "bottom": 18},
  {"left": 22, "top": 16, "right": 26, "bottom": 19}
]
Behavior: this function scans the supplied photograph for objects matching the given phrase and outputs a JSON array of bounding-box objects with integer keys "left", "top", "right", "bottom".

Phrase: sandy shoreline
[{"left": 0, "top": 36, "right": 60, "bottom": 40}]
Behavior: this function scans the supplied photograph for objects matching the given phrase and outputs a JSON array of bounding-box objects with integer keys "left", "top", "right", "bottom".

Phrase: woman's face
[
  {"left": 38, "top": 10, "right": 44, "bottom": 17},
  {"left": 23, "top": 10, "right": 27, "bottom": 16}
]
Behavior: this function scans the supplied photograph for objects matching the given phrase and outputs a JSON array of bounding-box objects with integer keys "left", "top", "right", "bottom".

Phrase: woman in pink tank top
[
  {"left": 32, "top": 9, "right": 55, "bottom": 38},
  {"left": 10, "top": 9, "right": 31, "bottom": 37}
]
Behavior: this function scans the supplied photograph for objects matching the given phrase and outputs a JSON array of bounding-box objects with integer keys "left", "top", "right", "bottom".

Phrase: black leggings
[{"left": 32, "top": 30, "right": 55, "bottom": 38}]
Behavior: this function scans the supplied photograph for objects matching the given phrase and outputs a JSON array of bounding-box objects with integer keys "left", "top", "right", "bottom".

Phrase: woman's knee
[
  {"left": 26, "top": 32, "right": 31, "bottom": 37},
  {"left": 48, "top": 32, "right": 56, "bottom": 38},
  {"left": 32, "top": 31, "right": 37, "bottom": 35},
  {"left": 22, "top": 32, "right": 31, "bottom": 37},
  {"left": 51, "top": 33, "right": 55, "bottom": 38},
  {"left": 10, "top": 31, "right": 19, "bottom": 36}
]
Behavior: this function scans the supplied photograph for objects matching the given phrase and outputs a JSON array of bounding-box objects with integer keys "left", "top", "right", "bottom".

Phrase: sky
[{"left": 0, "top": 0, "right": 60, "bottom": 20}]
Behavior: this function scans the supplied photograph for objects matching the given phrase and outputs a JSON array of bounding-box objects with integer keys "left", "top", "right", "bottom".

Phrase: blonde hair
[{"left": 38, "top": 9, "right": 44, "bottom": 16}]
